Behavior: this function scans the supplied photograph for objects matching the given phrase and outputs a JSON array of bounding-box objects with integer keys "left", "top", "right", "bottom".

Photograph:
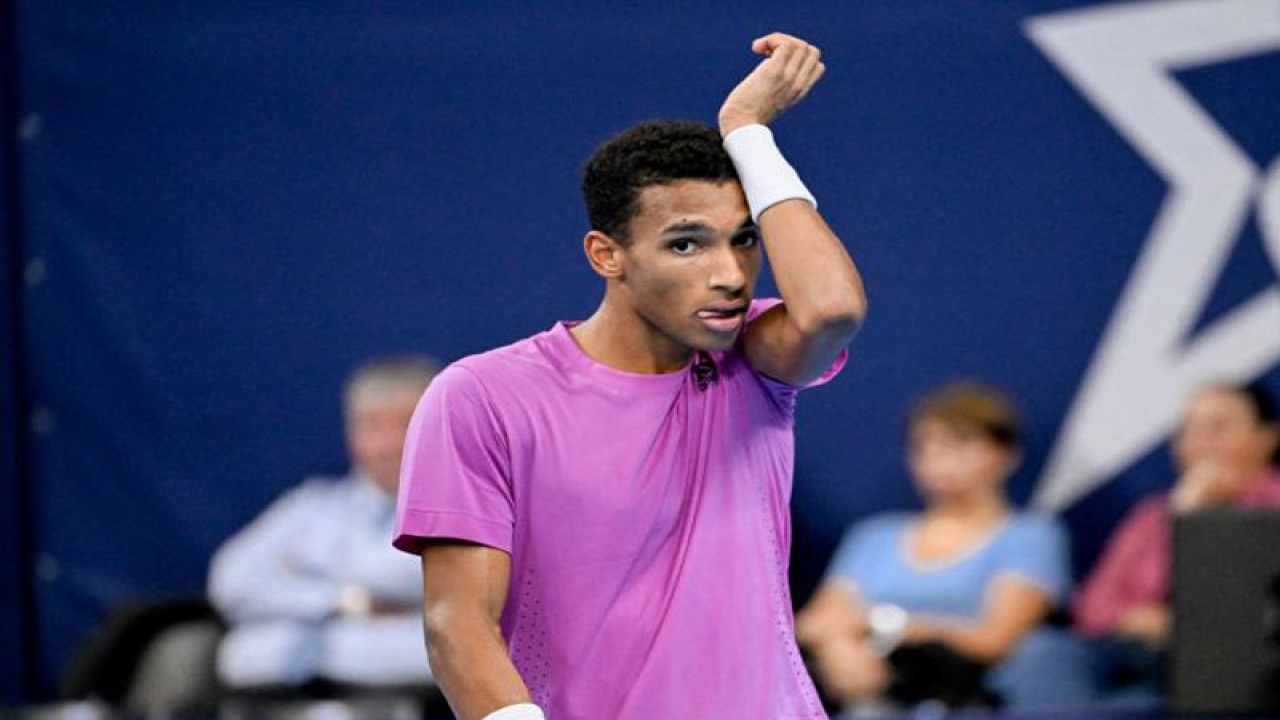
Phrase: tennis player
[{"left": 395, "top": 32, "right": 866, "bottom": 720}]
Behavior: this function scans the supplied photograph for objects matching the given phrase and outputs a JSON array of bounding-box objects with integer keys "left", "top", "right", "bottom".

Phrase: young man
[{"left": 394, "top": 33, "right": 866, "bottom": 720}]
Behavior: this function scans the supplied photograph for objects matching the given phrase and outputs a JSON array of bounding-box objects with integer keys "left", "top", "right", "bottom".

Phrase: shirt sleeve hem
[
  {"left": 393, "top": 508, "right": 513, "bottom": 556},
  {"left": 991, "top": 570, "right": 1063, "bottom": 607}
]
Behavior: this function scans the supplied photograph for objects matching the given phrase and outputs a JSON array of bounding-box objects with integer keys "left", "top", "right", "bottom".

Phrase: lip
[{"left": 695, "top": 305, "right": 747, "bottom": 334}]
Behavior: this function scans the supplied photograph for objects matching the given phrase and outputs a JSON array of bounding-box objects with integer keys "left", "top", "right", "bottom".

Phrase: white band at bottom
[{"left": 480, "top": 703, "right": 546, "bottom": 720}]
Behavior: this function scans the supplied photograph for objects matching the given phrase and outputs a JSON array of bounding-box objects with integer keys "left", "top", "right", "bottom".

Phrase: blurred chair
[{"left": 59, "top": 596, "right": 223, "bottom": 717}]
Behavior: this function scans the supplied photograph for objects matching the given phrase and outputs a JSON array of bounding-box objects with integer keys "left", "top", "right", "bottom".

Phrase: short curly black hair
[{"left": 582, "top": 120, "right": 739, "bottom": 243}]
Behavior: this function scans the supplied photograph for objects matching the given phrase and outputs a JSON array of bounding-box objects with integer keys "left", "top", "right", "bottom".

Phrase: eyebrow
[
  {"left": 660, "top": 217, "right": 756, "bottom": 235},
  {"left": 661, "top": 221, "right": 713, "bottom": 235}
]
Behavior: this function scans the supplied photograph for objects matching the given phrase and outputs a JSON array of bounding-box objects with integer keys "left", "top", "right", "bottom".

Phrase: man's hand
[{"left": 719, "top": 33, "right": 825, "bottom": 137}]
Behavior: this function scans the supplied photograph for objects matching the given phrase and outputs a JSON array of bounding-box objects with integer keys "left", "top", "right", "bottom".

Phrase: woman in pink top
[{"left": 1074, "top": 381, "right": 1280, "bottom": 700}]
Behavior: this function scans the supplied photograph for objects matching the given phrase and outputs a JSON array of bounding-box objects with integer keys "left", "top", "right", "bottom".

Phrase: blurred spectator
[
  {"left": 796, "top": 381, "right": 1091, "bottom": 713},
  {"left": 208, "top": 356, "right": 437, "bottom": 693},
  {"left": 1074, "top": 381, "right": 1280, "bottom": 703}
]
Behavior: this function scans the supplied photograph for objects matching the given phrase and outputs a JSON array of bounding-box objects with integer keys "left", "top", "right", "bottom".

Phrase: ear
[{"left": 583, "top": 230, "right": 625, "bottom": 279}]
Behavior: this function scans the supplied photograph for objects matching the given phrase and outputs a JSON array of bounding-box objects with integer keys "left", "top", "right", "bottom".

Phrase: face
[
  {"left": 609, "top": 180, "right": 762, "bottom": 356},
  {"left": 1173, "top": 389, "right": 1278, "bottom": 473},
  {"left": 345, "top": 387, "right": 421, "bottom": 496},
  {"left": 907, "top": 418, "right": 1013, "bottom": 504}
]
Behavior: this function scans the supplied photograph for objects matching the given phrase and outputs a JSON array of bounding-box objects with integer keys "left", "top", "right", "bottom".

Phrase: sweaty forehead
[{"left": 633, "top": 179, "right": 749, "bottom": 231}]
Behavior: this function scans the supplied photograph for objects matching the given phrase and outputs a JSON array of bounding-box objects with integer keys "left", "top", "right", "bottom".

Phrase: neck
[
  {"left": 571, "top": 296, "right": 695, "bottom": 374},
  {"left": 924, "top": 490, "right": 1008, "bottom": 526}
]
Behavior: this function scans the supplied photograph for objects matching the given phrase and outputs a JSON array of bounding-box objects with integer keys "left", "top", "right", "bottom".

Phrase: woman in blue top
[{"left": 796, "top": 381, "right": 1091, "bottom": 711}]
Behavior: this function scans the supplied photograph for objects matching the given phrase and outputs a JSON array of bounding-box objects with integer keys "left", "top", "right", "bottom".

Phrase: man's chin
[{"left": 691, "top": 327, "right": 742, "bottom": 353}]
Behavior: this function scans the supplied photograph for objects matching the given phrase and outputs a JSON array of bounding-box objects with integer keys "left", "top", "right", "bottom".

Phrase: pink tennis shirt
[{"left": 394, "top": 299, "right": 844, "bottom": 719}]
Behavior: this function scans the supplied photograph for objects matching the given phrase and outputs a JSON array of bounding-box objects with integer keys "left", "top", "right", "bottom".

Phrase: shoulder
[
  {"left": 746, "top": 297, "right": 784, "bottom": 323},
  {"left": 1121, "top": 493, "right": 1172, "bottom": 528},
  {"left": 827, "top": 512, "right": 911, "bottom": 577},
  {"left": 446, "top": 326, "right": 570, "bottom": 393},
  {"left": 425, "top": 331, "right": 558, "bottom": 403},
  {"left": 453, "top": 329, "right": 557, "bottom": 377},
  {"left": 845, "top": 511, "right": 913, "bottom": 544},
  {"left": 281, "top": 475, "right": 348, "bottom": 502},
  {"left": 999, "top": 512, "right": 1068, "bottom": 551},
  {"left": 243, "top": 475, "right": 349, "bottom": 525},
  {"left": 1005, "top": 511, "right": 1066, "bottom": 537}
]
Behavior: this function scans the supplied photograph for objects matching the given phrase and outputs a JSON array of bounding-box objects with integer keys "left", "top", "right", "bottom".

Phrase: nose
[{"left": 707, "top": 245, "right": 747, "bottom": 295}]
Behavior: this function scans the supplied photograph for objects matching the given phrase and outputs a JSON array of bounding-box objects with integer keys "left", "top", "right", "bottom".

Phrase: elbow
[
  {"left": 423, "top": 600, "right": 499, "bottom": 657},
  {"left": 807, "top": 271, "right": 869, "bottom": 334},
  {"left": 422, "top": 603, "right": 455, "bottom": 655},
  {"left": 794, "top": 292, "right": 867, "bottom": 340},
  {"left": 207, "top": 570, "right": 243, "bottom": 618}
]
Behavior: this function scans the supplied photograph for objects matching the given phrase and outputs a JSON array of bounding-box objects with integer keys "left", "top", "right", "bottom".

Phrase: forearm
[
  {"left": 209, "top": 552, "right": 339, "bottom": 622},
  {"left": 421, "top": 542, "right": 532, "bottom": 720},
  {"left": 904, "top": 619, "right": 1019, "bottom": 665},
  {"left": 425, "top": 610, "right": 533, "bottom": 720}
]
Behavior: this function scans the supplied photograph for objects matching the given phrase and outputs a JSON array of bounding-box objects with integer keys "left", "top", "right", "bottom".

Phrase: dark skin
[{"left": 420, "top": 32, "right": 867, "bottom": 719}]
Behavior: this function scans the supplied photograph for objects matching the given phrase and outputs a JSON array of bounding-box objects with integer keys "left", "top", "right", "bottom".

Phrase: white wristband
[
  {"left": 722, "top": 124, "right": 816, "bottom": 222},
  {"left": 480, "top": 703, "right": 546, "bottom": 720}
]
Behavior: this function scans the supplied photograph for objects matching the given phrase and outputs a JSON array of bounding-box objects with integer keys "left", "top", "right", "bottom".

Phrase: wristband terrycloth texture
[
  {"left": 480, "top": 703, "right": 546, "bottom": 720},
  {"left": 722, "top": 124, "right": 816, "bottom": 222}
]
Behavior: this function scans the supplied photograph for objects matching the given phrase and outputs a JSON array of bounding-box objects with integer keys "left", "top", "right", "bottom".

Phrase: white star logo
[{"left": 1025, "top": 0, "right": 1280, "bottom": 510}]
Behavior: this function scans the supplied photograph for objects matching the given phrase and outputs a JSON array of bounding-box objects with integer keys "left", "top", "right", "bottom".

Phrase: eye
[
  {"left": 668, "top": 238, "right": 699, "bottom": 255},
  {"left": 732, "top": 229, "right": 760, "bottom": 248}
]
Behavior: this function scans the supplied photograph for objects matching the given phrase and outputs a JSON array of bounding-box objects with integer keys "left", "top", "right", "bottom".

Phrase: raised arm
[
  {"left": 720, "top": 33, "right": 867, "bottom": 386},
  {"left": 421, "top": 541, "right": 534, "bottom": 720}
]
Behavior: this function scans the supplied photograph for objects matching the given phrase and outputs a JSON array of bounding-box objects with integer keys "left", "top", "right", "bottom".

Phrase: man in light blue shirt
[{"left": 209, "top": 357, "right": 437, "bottom": 690}]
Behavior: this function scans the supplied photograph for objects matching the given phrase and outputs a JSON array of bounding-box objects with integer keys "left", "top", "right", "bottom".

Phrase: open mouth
[{"left": 696, "top": 306, "right": 746, "bottom": 333}]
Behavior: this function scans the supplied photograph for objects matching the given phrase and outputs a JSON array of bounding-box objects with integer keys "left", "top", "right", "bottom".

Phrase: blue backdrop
[{"left": 3, "top": 0, "right": 1278, "bottom": 701}]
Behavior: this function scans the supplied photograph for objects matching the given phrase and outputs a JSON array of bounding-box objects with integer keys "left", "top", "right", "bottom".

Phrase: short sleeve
[
  {"left": 822, "top": 514, "right": 899, "bottom": 585},
  {"left": 393, "top": 364, "right": 516, "bottom": 555},
  {"left": 992, "top": 515, "right": 1071, "bottom": 605}
]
